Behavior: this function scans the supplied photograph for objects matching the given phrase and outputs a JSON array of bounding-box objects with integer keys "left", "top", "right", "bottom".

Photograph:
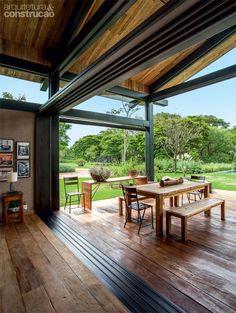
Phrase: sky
[{"left": 0, "top": 48, "right": 235, "bottom": 146}]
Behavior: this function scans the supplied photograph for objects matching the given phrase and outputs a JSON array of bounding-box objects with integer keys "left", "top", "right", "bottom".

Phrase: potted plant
[
  {"left": 89, "top": 167, "right": 111, "bottom": 182},
  {"left": 128, "top": 159, "right": 139, "bottom": 177},
  {"left": 8, "top": 200, "right": 20, "bottom": 213}
]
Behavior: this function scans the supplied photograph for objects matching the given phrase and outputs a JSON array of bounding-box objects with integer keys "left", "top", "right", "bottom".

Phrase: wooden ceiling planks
[
  {"left": 0, "top": 66, "right": 43, "bottom": 83},
  {"left": 126, "top": 43, "right": 203, "bottom": 86},
  {"left": 0, "top": 0, "right": 79, "bottom": 64},
  {"left": 69, "top": 0, "right": 166, "bottom": 74},
  {"left": 158, "top": 33, "right": 236, "bottom": 91}
]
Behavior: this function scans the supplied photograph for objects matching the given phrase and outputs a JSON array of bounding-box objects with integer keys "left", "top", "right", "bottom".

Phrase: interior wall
[{"left": 0, "top": 109, "right": 35, "bottom": 221}]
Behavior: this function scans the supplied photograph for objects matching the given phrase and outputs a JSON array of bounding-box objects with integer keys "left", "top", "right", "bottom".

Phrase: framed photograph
[
  {"left": 17, "top": 142, "right": 30, "bottom": 159},
  {"left": 0, "top": 153, "right": 13, "bottom": 167},
  {"left": 0, "top": 139, "right": 14, "bottom": 152},
  {"left": 17, "top": 160, "right": 30, "bottom": 178},
  {"left": 0, "top": 167, "right": 13, "bottom": 182}
]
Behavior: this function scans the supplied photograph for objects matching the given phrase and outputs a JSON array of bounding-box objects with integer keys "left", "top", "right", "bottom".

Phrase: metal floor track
[{"left": 45, "top": 214, "right": 184, "bottom": 313}]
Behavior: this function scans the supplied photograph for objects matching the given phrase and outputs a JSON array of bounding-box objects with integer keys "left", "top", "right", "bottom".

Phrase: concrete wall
[{"left": 0, "top": 109, "right": 35, "bottom": 221}]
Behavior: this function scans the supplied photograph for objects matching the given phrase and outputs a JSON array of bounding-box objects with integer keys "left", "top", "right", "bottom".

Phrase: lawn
[
  {"left": 60, "top": 177, "right": 123, "bottom": 207},
  {"left": 59, "top": 172, "right": 236, "bottom": 207}
]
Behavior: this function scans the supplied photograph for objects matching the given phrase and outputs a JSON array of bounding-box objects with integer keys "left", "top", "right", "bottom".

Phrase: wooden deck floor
[
  {"left": 59, "top": 189, "right": 236, "bottom": 313},
  {"left": 1, "top": 189, "right": 235, "bottom": 312},
  {"left": 0, "top": 214, "right": 128, "bottom": 313}
]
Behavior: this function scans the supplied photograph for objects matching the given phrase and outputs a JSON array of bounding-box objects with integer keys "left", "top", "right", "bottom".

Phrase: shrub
[
  {"left": 76, "top": 158, "right": 86, "bottom": 167},
  {"left": 59, "top": 164, "right": 75, "bottom": 173},
  {"left": 109, "top": 161, "right": 145, "bottom": 177}
]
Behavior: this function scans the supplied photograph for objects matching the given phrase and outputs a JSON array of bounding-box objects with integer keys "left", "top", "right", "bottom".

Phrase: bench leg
[
  {"left": 204, "top": 209, "right": 211, "bottom": 217},
  {"left": 181, "top": 217, "right": 187, "bottom": 242},
  {"left": 221, "top": 201, "right": 225, "bottom": 220},
  {"left": 118, "top": 197, "right": 123, "bottom": 216},
  {"left": 166, "top": 212, "right": 171, "bottom": 237}
]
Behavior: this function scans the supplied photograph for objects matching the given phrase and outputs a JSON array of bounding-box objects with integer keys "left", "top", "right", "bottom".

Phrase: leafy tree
[
  {"left": 107, "top": 102, "right": 141, "bottom": 162},
  {"left": 59, "top": 123, "right": 72, "bottom": 150},
  {"left": 71, "top": 135, "right": 101, "bottom": 162},
  {"left": 2, "top": 91, "right": 26, "bottom": 101},
  {"left": 160, "top": 118, "right": 202, "bottom": 172}
]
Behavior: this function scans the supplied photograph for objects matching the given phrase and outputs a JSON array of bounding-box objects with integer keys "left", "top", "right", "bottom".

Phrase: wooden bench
[{"left": 166, "top": 198, "right": 225, "bottom": 242}]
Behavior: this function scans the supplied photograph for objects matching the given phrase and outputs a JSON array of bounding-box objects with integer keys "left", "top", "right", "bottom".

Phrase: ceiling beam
[
  {"left": 0, "top": 98, "right": 41, "bottom": 112},
  {"left": 0, "top": 54, "right": 50, "bottom": 77},
  {"left": 57, "top": 1, "right": 93, "bottom": 50},
  {"left": 54, "top": 0, "right": 135, "bottom": 75},
  {"left": 40, "top": 0, "right": 236, "bottom": 114},
  {"left": 149, "top": 25, "right": 236, "bottom": 93},
  {"left": 148, "top": 65, "right": 236, "bottom": 101},
  {"left": 60, "top": 109, "right": 149, "bottom": 130},
  {"left": 108, "top": 86, "right": 147, "bottom": 101}
]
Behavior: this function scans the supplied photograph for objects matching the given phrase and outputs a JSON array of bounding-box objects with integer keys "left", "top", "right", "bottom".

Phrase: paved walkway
[{"left": 59, "top": 168, "right": 90, "bottom": 179}]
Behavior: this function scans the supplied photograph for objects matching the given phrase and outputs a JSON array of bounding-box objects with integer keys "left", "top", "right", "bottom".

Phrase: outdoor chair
[
  {"left": 187, "top": 175, "right": 205, "bottom": 202},
  {"left": 63, "top": 176, "right": 85, "bottom": 213},
  {"left": 122, "top": 185, "right": 154, "bottom": 235}
]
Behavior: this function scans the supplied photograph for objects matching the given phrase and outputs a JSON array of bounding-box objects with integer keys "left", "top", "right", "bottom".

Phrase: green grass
[
  {"left": 155, "top": 171, "right": 236, "bottom": 191},
  {"left": 60, "top": 177, "right": 122, "bottom": 207},
  {"left": 59, "top": 172, "right": 236, "bottom": 207}
]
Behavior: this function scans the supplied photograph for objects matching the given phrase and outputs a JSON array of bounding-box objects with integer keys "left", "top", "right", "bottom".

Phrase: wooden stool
[{"left": 2, "top": 191, "right": 24, "bottom": 225}]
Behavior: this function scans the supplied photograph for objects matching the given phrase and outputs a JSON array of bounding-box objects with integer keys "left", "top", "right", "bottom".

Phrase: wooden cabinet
[{"left": 2, "top": 191, "right": 24, "bottom": 225}]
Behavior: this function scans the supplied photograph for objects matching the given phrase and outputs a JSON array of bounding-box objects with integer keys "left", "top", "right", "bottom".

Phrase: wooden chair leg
[
  {"left": 181, "top": 217, "right": 187, "bottom": 242},
  {"left": 151, "top": 206, "right": 154, "bottom": 229},
  {"left": 166, "top": 212, "right": 171, "bottom": 237},
  {"left": 221, "top": 201, "right": 225, "bottom": 220}
]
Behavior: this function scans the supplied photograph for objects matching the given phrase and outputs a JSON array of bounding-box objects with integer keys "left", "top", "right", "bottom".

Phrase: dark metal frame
[
  {"left": 149, "top": 65, "right": 236, "bottom": 102},
  {"left": 39, "top": 0, "right": 236, "bottom": 114}
]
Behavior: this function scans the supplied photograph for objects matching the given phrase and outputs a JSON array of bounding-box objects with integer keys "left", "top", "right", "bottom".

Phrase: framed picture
[
  {"left": 17, "top": 142, "right": 30, "bottom": 159},
  {"left": 17, "top": 160, "right": 30, "bottom": 178},
  {"left": 0, "top": 139, "right": 14, "bottom": 152},
  {"left": 0, "top": 153, "right": 13, "bottom": 167},
  {"left": 0, "top": 167, "right": 13, "bottom": 182}
]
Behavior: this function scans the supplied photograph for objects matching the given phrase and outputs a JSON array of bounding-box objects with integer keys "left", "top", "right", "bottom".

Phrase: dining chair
[
  {"left": 122, "top": 185, "right": 154, "bottom": 235},
  {"left": 187, "top": 175, "right": 205, "bottom": 202},
  {"left": 63, "top": 176, "right": 85, "bottom": 213}
]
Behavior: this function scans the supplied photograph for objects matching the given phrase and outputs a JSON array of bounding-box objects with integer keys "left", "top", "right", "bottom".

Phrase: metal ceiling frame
[{"left": 39, "top": 0, "right": 236, "bottom": 115}]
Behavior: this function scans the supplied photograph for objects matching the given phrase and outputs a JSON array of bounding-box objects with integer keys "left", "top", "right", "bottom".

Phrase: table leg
[
  {"left": 155, "top": 196, "right": 164, "bottom": 235},
  {"left": 174, "top": 196, "right": 179, "bottom": 207},
  {"left": 82, "top": 182, "right": 92, "bottom": 210},
  {"left": 204, "top": 184, "right": 211, "bottom": 217}
]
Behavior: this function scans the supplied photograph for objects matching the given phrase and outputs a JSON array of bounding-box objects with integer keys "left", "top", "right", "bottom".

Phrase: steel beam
[
  {"left": 0, "top": 98, "right": 41, "bottom": 112},
  {"left": 0, "top": 54, "right": 50, "bottom": 77},
  {"left": 149, "top": 65, "right": 236, "bottom": 101},
  {"left": 54, "top": 0, "right": 135, "bottom": 75},
  {"left": 39, "top": 0, "right": 236, "bottom": 114},
  {"left": 149, "top": 26, "right": 236, "bottom": 93},
  {"left": 61, "top": 109, "right": 149, "bottom": 130}
]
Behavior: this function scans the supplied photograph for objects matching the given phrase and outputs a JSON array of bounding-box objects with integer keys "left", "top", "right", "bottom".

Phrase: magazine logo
[{"left": 4, "top": 4, "right": 55, "bottom": 18}]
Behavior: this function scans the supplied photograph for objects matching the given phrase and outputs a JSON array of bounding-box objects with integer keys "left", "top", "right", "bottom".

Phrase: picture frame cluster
[{"left": 0, "top": 139, "right": 30, "bottom": 181}]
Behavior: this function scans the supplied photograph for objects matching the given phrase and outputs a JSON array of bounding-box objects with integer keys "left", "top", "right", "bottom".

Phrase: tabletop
[{"left": 136, "top": 181, "right": 209, "bottom": 196}]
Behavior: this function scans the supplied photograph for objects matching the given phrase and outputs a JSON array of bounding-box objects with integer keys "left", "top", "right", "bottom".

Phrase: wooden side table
[{"left": 2, "top": 191, "right": 24, "bottom": 225}]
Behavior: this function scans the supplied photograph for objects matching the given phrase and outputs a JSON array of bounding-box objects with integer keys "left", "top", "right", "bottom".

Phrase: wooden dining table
[{"left": 136, "top": 181, "right": 210, "bottom": 235}]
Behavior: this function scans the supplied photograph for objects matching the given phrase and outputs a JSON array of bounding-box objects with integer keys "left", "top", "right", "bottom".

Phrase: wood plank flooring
[
  {"left": 0, "top": 214, "right": 128, "bottom": 313},
  {"left": 1, "top": 189, "right": 235, "bottom": 313},
  {"left": 59, "top": 189, "right": 236, "bottom": 313}
]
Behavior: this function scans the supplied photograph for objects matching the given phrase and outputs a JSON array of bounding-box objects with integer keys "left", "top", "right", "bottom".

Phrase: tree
[
  {"left": 107, "top": 101, "right": 140, "bottom": 163},
  {"left": 161, "top": 118, "right": 202, "bottom": 172},
  {"left": 59, "top": 123, "right": 72, "bottom": 150},
  {"left": 2, "top": 91, "right": 26, "bottom": 101}
]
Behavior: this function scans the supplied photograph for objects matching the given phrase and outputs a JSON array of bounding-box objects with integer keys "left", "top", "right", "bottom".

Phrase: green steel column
[
  {"left": 145, "top": 101, "right": 154, "bottom": 181},
  {"left": 35, "top": 71, "right": 60, "bottom": 217}
]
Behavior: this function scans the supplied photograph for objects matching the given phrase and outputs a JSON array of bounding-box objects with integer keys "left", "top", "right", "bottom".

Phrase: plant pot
[
  {"left": 128, "top": 170, "right": 139, "bottom": 178},
  {"left": 90, "top": 173, "right": 106, "bottom": 182}
]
